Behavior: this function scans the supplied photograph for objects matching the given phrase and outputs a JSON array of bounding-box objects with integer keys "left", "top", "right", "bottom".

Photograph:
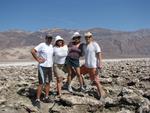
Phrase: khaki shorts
[{"left": 53, "top": 64, "right": 67, "bottom": 78}]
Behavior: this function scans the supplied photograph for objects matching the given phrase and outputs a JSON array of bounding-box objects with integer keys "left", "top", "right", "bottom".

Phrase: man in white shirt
[
  {"left": 31, "top": 33, "right": 54, "bottom": 108},
  {"left": 84, "top": 32, "right": 106, "bottom": 100}
]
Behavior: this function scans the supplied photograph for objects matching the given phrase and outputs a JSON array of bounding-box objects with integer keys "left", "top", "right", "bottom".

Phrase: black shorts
[
  {"left": 38, "top": 66, "right": 52, "bottom": 84},
  {"left": 65, "top": 56, "right": 80, "bottom": 68}
]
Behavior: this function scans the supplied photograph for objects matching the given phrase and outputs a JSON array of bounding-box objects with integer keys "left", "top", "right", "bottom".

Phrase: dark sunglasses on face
[
  {"left": 72, "top": 36, "right": 80, "bottom": 40},
  {"left": 85, "top": 36, "right": 91, "bottom": 39},
  {"left": 46, "top": 37, "right": 53, "bottom": 40}
]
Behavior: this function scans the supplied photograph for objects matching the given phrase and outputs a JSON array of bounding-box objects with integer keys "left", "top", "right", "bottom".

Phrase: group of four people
[{"left": 31, "top": 31, "right": 106, "bottom": 108}]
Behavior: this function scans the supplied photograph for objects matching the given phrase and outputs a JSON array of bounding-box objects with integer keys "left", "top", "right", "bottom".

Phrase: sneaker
[
  {"left": 83, "top": 84, "right": 87, "bottom": 89},
  {"left": 68, "top": 86, "right": 73, "bottom": 92},
  {"left": 95, "top": 95, "right": 105, "bottom": 103},
  {"left": 100, "top": 97, "right": 106, "bottom": 104},
  {"left": 34, "top": 99, "right": 41, "bottom": 109},
  {"left": 95, "top": 96, "right": 101, "bottom": 100},
  {"left": 43, "top": 97, "right": 53, "bottom": 103},
  {"left": 79, "top": 87, "right": 86, "bottom": 92},
  {"left": 62, "top": 83, "right": 68, "bottom": 90}
]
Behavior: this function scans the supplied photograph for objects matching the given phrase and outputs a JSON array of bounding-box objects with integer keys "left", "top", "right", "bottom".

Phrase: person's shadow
[{"left": 17, "top": 87, "right": 44, "bottom": 106}]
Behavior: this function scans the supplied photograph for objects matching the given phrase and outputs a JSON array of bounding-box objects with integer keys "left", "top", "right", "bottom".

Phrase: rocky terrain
[{"left": 0, "top": 58, "right": 150, "bottom": 113}]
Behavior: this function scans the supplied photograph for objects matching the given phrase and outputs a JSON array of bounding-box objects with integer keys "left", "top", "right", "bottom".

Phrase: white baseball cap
[
  {"left": 84, "top": 32, "right": 93, "bottom": 37},
  {"left": 46, "top": 33, "right": 53, "bottom": 38},
  {"left": 72, "top": 32, "right": 81, "bottom": 39}
]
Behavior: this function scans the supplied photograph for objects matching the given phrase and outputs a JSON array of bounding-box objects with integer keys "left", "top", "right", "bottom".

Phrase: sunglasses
[
  {"left": 85, "top": 36, "right": 91, "bottom": 39},
  {"left": 72, "top": 36, "right": 81, "bottom": 40},
  {"left": 46, "top": 36, "right": 53, "bottom": 39}
]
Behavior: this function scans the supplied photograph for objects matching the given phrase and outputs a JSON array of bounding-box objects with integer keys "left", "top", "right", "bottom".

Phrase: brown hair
[{"left": 54, "top": 40, "right": 65, "bottom": 47}]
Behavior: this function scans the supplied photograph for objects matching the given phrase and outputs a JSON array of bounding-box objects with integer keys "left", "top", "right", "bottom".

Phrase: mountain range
[{"left": 0, "top": 28, "right": 150, "bottom": 61}]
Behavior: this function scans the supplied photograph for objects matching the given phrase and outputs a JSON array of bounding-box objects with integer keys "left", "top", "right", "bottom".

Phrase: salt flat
[
  {"left": 0, "top": 61, "right": 37, "bottom": 66},
  {"left": 0, "top": 58, "right": 150, "bottom": 67}
]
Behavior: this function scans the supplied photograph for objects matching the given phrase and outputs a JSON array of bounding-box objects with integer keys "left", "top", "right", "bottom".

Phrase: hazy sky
[{"left": 0, "top": 0, "right": 150, "bottom": 31}]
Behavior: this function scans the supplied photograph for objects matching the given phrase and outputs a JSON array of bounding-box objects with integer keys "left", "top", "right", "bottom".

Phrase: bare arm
[
  {"left": 31, "top": 48, "right": 45, "bottom": 63},
  {"left": 96, "top": 52, "right": 103, "bottom": 68}
]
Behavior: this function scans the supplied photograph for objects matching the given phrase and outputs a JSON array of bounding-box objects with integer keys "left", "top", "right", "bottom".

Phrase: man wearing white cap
[
  {"left": 84, "top": 32, "right": 106, "bottom": 100},
  {"left": 31, "top": 33, "right": 54, "bottom": 108},
  {"left": 53, "top": 35, "right": 68, "bottom": 96}
]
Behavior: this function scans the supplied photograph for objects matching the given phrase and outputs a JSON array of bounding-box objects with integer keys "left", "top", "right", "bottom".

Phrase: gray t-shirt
[{"left": 84, "top": 41, "right": 101, "bottom": 68}]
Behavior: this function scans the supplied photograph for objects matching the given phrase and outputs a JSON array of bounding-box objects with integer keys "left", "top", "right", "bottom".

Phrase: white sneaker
[
  {"left": 80, "top": 86, "right": 86, "bottom": 92},
  {"left": 68, "top": 86, "right": 73, "bottom": 92}
]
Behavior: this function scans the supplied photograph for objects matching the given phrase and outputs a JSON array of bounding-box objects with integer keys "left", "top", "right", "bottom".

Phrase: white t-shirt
[
  {"left": 53, "top": 45, "right": 68, "bottom": 64},
  {"left": 34, "top": 43, "right": 53, "bottom": 67},
  {"left": 84, "top": 41, "right": 101, "bottom": 68}
]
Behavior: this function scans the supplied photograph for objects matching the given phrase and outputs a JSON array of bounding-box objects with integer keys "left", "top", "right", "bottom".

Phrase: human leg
[
  {"left": 44, "top": 67, "right": 52, "bottom": 97},
  {"left": 42, "top": 67, "right": 54, "bottom": 103},
  {"left": 35, "top": 66, "right": 45, "bottom": 108},
  {"left": 75, "top": 67, "right": 84, "bottom": 89},
  {"left": 89, "top": 68, "right": 105, "bottom": 98},
  {"left": 56, "top": 77, "right": 63, "bottom": 96},
  {"left": 35, "top": 85, "right": 42, "bottom": 109},
  {"left": 37, "top": 66, "right": 45, "bottom": 100},
  {"left": 66, "top": 65, "right": 72, "bottom": 84},
  {"left": 80, "top": 65, "right": 89, "bottom": 87},
  {"left": 66, "top": 65, "right": 73, "bottom": 92},
  {"left": 53, "top": 64, "right": 64, "bottom": 96},
  {"left": 43, "top": 83, "right": 53, "bottom": 103},
  {"left": 36, "top": 84, "right": 43, "bottom": 100},
  {"left": 45, "top": 83, "right": 50, "bottom": 98}
]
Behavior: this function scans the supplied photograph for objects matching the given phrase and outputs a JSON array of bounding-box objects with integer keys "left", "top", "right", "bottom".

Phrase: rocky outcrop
[{"left": 0, "top": 58, "right": 150, "bottom": 113}]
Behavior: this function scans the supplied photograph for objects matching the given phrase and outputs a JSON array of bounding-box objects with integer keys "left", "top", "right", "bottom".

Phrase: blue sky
[{"left": 0, "top": 0, "right": 150, "bottom": 31}]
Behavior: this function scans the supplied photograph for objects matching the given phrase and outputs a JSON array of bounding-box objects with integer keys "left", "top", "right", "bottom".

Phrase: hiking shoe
[
  {"left": 79, "top": 87, "right": 86, "bottom": 92},
  {"left": 68, "top": 86, "right": 73, "bottom": 92},
  {"left": 100, "top": 97, "right": 106, "bottom": 104},
  {"left": 43, "top": 97, "right": 54, "bottom": 103},
  {"left": 95, "top": 96, "right": 105, "bottom": 103},
  {"left": 95, "top": 96, "right": 101, "bottom": 100},
  {"left": 62, "top": 83, "right": 68, "bottom": 90},
  {"left": 34, "top": 99, "right": 41, "bottom": 109},
  {"left": 83, "top": 84, "right": 87, "bottom": 89}
]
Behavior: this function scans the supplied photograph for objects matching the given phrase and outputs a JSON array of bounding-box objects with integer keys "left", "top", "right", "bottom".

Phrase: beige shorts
[{"left": 53, "top": 64, "right": 67, "bottom": 78}]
